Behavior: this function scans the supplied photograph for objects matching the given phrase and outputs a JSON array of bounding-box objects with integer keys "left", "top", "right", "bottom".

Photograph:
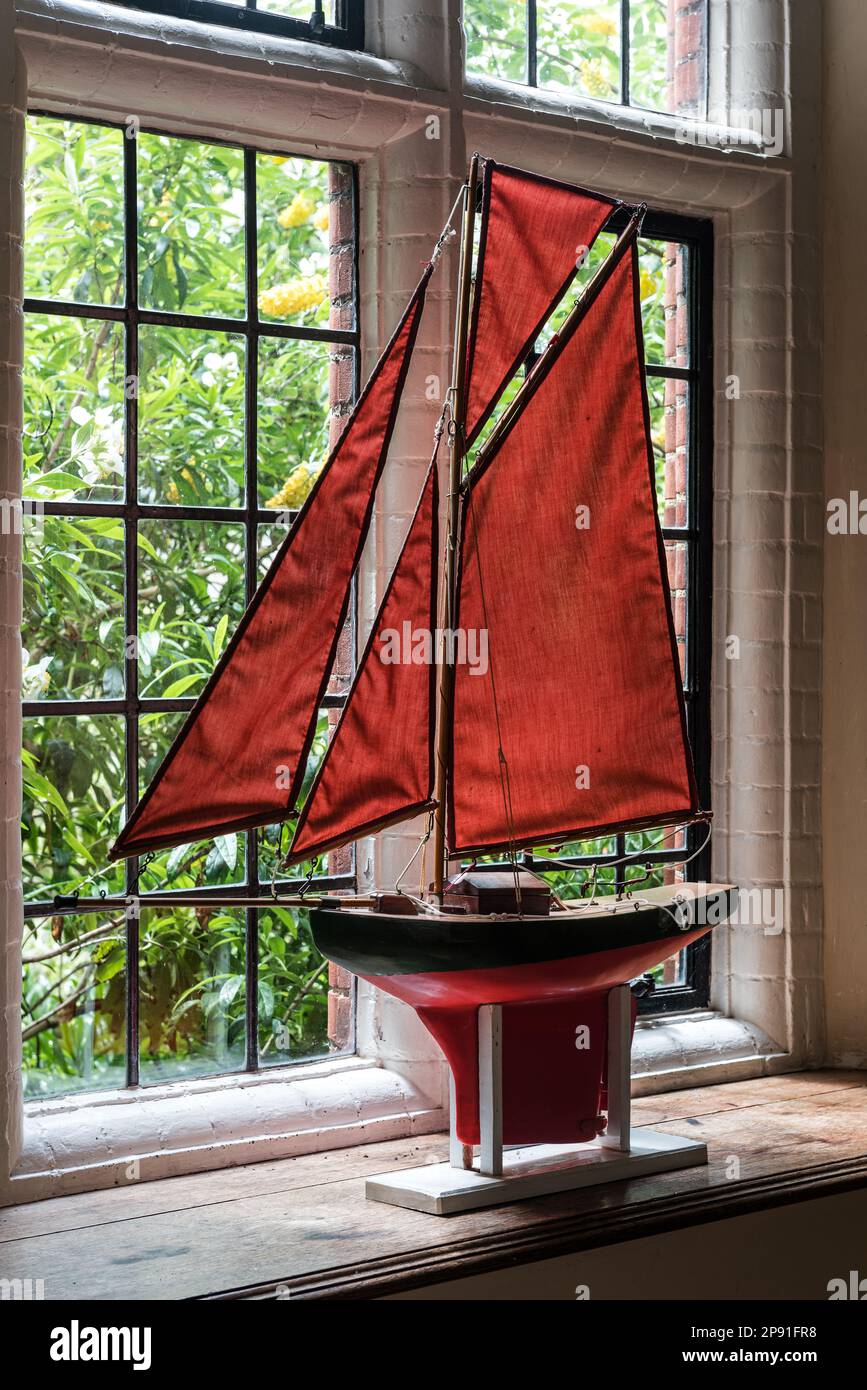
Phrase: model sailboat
[{"left": 111, "top": 157, "right": 734, "bottom": 1173}]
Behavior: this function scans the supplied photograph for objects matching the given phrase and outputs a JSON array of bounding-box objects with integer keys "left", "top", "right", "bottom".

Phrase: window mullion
[
  {"left": 123, "top": 125, "right": 141, "bottom": 1089},
  {"left": 527, "top": 0, "right": 538, "bottom": 88},
  {"left": 243, "top": 146, "right": 260, "bottom": 1071},
  {"left": 620, "top": 0, "right": 631, "bottom": 106}
]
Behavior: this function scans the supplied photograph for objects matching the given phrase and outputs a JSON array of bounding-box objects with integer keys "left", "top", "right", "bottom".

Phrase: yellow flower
[
  {"left": 257, "top": 275, "right": 328, "bottom": 318},
  {"left": 313, "top": 206, "right": 329, "bottom": 232},
  {"left": 181, "top": 467, "right": 195, "bottom": 486},
  {"left": 278, "top": 191, "right": 316, "bottom": 229},
  {"left": 583, "top": 17, "right": 617, "bottom": 37},
  {"left": 640, "top": 268, "right": 657, "bottom": 301},
  {"left": 580, "top": 57, "right": 612, "bottom": 99},
  {"left": 266, "top": 464, "right": 318, "bottom": 510},
  {"left": 166, "top": 480, "right": 180, "bottom": 502},
  {"left": 265, "top": 154, "right": 288, "bottom": 165}
]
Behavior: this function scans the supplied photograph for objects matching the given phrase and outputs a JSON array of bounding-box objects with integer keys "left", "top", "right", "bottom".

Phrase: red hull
[{"left": 362, "top": 925, "right": 710, "bottom": 1146}]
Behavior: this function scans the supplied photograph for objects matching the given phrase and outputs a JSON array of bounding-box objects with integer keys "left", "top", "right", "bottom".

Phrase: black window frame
[
  {"left": 21, "top": 110, "right": 360, "bottom": 1089},
  {"left": 113, "top": 0, "right": 364, "bottom": 50}
]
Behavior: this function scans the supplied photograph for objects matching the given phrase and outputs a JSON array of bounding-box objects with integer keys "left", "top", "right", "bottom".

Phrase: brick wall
[{"left": 668, "top": 0, "right": 707, "bottom": 119}]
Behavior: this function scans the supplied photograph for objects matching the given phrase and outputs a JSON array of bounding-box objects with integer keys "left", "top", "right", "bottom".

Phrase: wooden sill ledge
[{"left": 1, "top": 1070, "right": 866, "bottom": 1300}]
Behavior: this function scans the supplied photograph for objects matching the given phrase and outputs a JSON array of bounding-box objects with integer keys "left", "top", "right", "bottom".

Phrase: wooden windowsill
[{"left": 1, "top": 1070, "right": 866, "bottom": 1300}]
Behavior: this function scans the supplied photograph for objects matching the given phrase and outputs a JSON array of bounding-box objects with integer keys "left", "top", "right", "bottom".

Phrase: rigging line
[
  {"left": 428, "top": 182, "right": 469, "bottom": 272},
  {"left": 392, "top": 811, "right": 434, "bottom": 897},
  {"left": 49, "top": 849, "right": 158, "bottom": 910},
  {"left": 611, "top": 813, "right": 713, "bottom": 878},
  {"left": 270, "top": 821, "right": 288, "bottom": 899}
]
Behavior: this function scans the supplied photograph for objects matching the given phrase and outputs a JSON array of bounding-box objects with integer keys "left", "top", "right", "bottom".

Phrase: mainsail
[
  {"left": 448, "top": 229, "right": 698, "bottom": 855},
  {"left": 465, "top": 162, "right": 617, "bottom": 446},
  {"left": 286, "top": 458, "right": 439, "bottom": 866},
  {"left": 110, "top": 268, "right": 432, "bottom": 860}
]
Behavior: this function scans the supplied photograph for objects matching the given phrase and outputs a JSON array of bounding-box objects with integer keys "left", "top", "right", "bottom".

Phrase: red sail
[
  {"left": 465, "top": 161, "right": 617, "bottom": 446},
  {"left": 110, "top": 271, "right": 431, "bottom": 860},
  {"left": 449, "top": 238, "right": 698, "bottom": 855},
  {"left": 286, "top": 459, "right": 438, "bottom": 866}
]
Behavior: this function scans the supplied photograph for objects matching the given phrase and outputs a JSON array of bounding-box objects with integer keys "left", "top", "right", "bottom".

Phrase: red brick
[
  {"left": 327, "top": 989, "right": 352, "bottom": 1049},
  {"left": 328, "top": 244, "right": 354, "bottom": 302},
  {"left": 328, "top": 962, "right": 353, "bottom": 991},
  {"left": 674, "top": 60, "right": 702, "bottom": 106},
  {"left": 328, "top": 349, "right": 354, "bottom": 410},
  {"left": 328, "top": 300, "right": 354, "bottom": 333},
  {"left": 675, "top": 13, "right": 702, "bottom": 62}
]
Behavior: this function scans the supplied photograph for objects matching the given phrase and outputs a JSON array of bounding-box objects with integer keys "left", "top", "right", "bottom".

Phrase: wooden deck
[{"left": 2, "top": 1070, "right": 867, "bottom": 1299}]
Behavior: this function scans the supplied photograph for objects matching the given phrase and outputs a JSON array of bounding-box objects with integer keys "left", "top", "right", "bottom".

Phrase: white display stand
[{"left": 366, "top": 985, "right": 708, "bottom": 1216}]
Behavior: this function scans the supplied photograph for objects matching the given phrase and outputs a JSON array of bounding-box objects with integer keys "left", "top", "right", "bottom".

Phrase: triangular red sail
[
  {"left": 286, "top": 459, "right": 439, "bottom": 866},
  {"left": 110, "top": 270, "right": 431, "bottom": 860},
  {"left": 449, "top": 237, "right": 698, "bottom": 855},
  {"left": 465, "top": 161, "right": 617, "bottom": 446}
]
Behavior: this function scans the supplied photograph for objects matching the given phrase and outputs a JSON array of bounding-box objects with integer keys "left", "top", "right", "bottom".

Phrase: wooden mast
[{"left": 432, "top": 153, "right": 479, "bottom": 900}]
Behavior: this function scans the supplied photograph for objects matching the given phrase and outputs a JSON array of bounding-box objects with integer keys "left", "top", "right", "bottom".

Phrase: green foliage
[
  {"left": 465, "top": 0, "right": 679, "bottom": 114},
  {"left": 21, "top": 115, "right": 348, "bottom": 1098}
]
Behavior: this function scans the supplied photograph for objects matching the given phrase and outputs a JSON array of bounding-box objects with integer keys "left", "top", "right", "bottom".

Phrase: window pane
[
  {"left": 137, "top": 711, "right": 246, "bottom": 887},
  {"left": 137, "top": 519, "right": 246, "bottom": 698},
  {"left": 22, "top": 714, "right": 126, "bottom": 904},
  {"left": 258, "top": 0, "right": 337, "bottom": 16},
  {"left": 25, "top": 116, "right": 125, "bottom": 306},
  {"left": 138, "top": 325, "right": 245, "bottom": 506},
  {"left": 539, "top": 857, "right": 619, "bottom": 900},
  {"left": 257, "top": 154, "right": 346, "bottom": 329},
  {"left": 639, "top": 238, "right": 690, "bottom": 367},
  {"left": 534, "top": 837, "right": 617, "bottom": 858},
  {"left": 537, "top": 1, "right": 621, "bottom": 102},
  {"left": 138, "top": 906, "right": 246, "bottom": 1083},
  {"left": 630, "top": 0, "right": 707, "bottom": 116},
  {"left": 257, "top": 905, "right": 332, "bottom": 1065},
  {"left": 22, "top": 911, "right": 126, "bottom": 1099},
  {"left": 664, "top": 539, "right": 688, "bottom": 686},
  {"left": 647, "top": 375, "right": 689, "bottom": 525},
  {"left": 257, "top": 336, "right": 333, "bottom": 507},
  {"left": 464, "top": 0, "right": 528, "bottom": 84},
  {"left": 23, "top": 313, "right": 125, "bottom": 503},
  {"left": 138, "top": 133, "right": 246, "bottom": 317},
  {"left": 626, "top": 824, "right": 687, "bottom": 855},
  {"left": 23, "top": 516, "right": 126, "bottom": 701}
]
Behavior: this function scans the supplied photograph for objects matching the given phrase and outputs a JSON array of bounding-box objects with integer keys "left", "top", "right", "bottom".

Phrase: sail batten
[
  {"left": 110, "top": 268, "right": 432, "bottom": 861},
  {"left": 285, "top": 458, "right": 439, "bottom": 867},
  {"left": 465, "top": 161, "right": 617, "bottom": 448},
  {"left": 449, "top": 237, "right": 698, "bottom": 855}
]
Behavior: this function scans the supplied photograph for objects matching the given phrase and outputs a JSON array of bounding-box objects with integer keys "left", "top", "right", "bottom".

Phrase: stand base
[{"left": 366, "top": 1128, "right": 707, "bottom": 1216}]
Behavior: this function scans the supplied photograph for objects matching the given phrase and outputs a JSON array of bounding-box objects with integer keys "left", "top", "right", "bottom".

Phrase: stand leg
[
  {"left": 478, "top": 1003, "right": 503, "bottom": 1176},
  {"left": 602, "top": 983, "right": 632, "bottom": 1152}
]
